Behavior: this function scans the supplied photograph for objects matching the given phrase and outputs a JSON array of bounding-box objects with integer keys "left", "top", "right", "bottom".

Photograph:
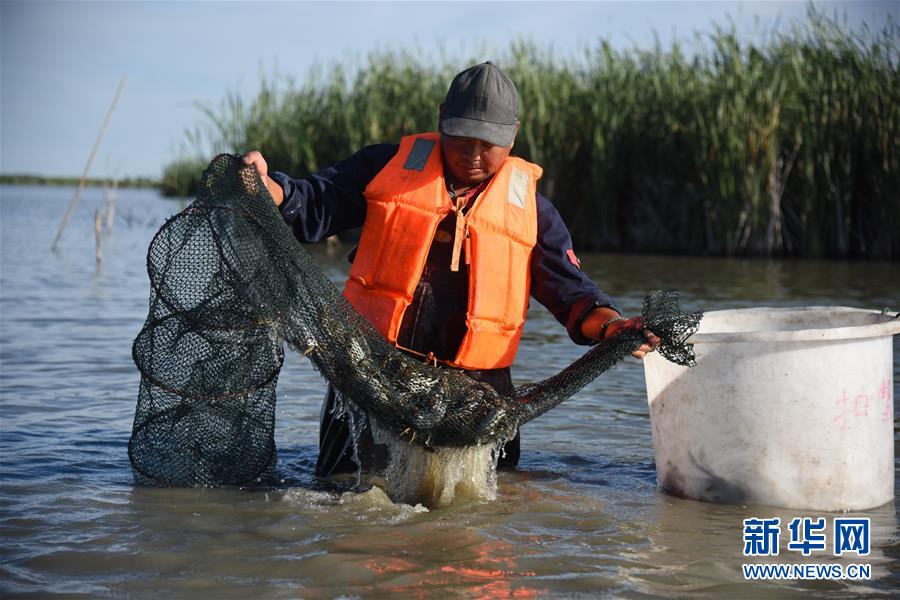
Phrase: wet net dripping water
[{"left": 129, "top": 155, "right": 702, "bottom": 490}]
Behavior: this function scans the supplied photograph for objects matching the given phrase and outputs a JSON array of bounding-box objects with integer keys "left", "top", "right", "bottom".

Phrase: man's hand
[
  {"left": 242, "top": 151, "right": 285, "bottom": 206},
  {"left": 581, "top": 307, "right": 661, "bottom": 359},
  {"left": 604, "top": 316, "right": 660, "bottom": 359}
]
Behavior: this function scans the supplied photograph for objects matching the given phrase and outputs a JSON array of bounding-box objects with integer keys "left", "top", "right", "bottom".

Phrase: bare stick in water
[{"left": 51, "top": 75, "right": 126, "bottom": 252}]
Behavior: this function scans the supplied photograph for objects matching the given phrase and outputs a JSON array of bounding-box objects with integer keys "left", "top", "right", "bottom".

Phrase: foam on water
[
  {"left": 369, "top": 418, "right": 501, "bottom": 508},
  {"left": 282, "top": 487, "right": 430, "bottom": 525},
  {"left": 328, "top": 391, "right": 502, "bottom": 507}
]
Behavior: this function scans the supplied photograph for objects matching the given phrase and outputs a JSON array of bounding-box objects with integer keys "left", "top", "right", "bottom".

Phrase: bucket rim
[{"left": 686, "top": 306, "right": 900, "bottom": 344}]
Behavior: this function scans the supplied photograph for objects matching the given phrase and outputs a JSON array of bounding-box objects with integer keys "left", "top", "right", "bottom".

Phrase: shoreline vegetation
[{"left": 0, "top": 174, "right": 158, "bottom": 189}]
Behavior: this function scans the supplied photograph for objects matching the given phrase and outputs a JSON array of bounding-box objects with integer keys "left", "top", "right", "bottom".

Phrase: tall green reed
[{"left": 164, "top": 12, "right": 898, "bottom": 259}]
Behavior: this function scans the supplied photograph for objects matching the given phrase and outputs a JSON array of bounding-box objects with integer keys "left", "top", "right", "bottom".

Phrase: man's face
[{"left": 440, "top": 134, "right": 514, "bottom": 186}]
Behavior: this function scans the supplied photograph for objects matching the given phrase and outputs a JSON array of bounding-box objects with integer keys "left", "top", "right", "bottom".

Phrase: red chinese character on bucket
[
  {"left": 880, "top": 379, "right": 893, "bottom": 423},
  {"left": 833, "top": 391, "right": 850, "bottom": 431}
]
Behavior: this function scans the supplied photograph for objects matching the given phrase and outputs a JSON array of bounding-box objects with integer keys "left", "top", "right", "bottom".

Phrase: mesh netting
[{"left": 129, "top": 155, "right": 702, "bottom": 487}]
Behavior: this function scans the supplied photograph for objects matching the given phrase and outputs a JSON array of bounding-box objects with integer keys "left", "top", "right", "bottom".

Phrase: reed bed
[{"left": 164, "top": 13, "right": 898, "bottom": 259}]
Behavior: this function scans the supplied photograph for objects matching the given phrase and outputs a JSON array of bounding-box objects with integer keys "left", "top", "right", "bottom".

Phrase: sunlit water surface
[{"left": 1, "top": 185, "right": 898, "bottom": 598}]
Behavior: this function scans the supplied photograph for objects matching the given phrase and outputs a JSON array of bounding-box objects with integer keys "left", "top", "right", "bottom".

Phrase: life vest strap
[{"left": 395, "top": 342, "right": 444, "bottom": 367}]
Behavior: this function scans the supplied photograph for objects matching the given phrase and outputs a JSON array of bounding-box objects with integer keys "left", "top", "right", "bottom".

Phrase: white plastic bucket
[{"left": 644, "top": 306, "right": 900, "bottom": 511}]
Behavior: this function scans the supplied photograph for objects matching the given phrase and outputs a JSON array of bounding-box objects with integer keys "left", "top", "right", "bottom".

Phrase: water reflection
[
  {"left": 335, "top": 526, "right": 542, "bottom": 598},
  {"left": 584, "top": 253, "right": 899, "bottom": 312}
]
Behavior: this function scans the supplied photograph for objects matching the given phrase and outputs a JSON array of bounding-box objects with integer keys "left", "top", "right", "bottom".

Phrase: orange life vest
[{"left": 342, "top": 132, "right": 542, "bottom": 370}]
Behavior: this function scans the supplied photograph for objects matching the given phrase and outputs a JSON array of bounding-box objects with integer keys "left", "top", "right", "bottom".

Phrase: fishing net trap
[{"left": 129, "top": 154, "right": 702, "bottom": 487}]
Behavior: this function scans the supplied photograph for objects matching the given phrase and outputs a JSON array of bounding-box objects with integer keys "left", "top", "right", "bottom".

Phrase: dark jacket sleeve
[
  {"left": 269, "top": 144, "right": 399, "bottom": 242},
  {"left": 529, "top": 193, "right": 621, "bottom": 345}
]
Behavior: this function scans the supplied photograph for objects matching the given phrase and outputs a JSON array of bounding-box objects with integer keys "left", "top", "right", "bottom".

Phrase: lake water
[{"left": 1, "top": 184, "right": 897, "bottom": 598}]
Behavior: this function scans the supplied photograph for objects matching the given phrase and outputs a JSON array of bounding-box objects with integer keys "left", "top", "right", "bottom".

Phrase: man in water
[{"left": 243, "top": 62, "right": 659, "bottom": 477}]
